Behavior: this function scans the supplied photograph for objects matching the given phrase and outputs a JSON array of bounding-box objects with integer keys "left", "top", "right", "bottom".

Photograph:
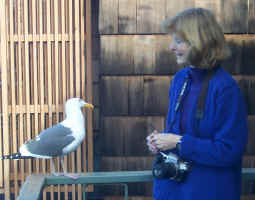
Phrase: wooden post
[
  {"left": 17, "top": 174, "right": 46, "bottom": 200},
  {"left": 0, "top": 1, "right": 10, "bottom": 200}
]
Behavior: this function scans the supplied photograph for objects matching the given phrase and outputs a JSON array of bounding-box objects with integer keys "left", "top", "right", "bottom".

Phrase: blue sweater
[{"left": 153, "top": 67, "right": 248, "bottom": 200}]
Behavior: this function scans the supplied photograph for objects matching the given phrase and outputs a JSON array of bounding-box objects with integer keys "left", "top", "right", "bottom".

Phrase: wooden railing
[
  {"left": 16, "top": 168, "right": 255, "bottom": 200},
  {"left": 17, "top": 170, "right": 154, "bottom": 200}
]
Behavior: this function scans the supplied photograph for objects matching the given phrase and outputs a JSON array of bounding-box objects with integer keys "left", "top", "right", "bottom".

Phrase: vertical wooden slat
[
  {"left": 0, "top": 0, "right": 93, "bottom": 198},
  {"left": 38, "top": 1, "right": 47, "bottom": 200},
  {"left": 46, "top": 0, "right": 54, "bottom": 199},
  {"left": 165, "top": 0, "right": 195, "bottom": 19},
  {"left": 32, "top": 0, "right": 39, "bottom": 175},
  {"left": 118, "top": 0, "right": 137, "bottom": 33},
  {"left": 17, "top": 0, "right": 25, "bottom": 188},
  {"left": 99, "top": 0, "right": 118, "bottom": 34},
  {"left": 80, "top": 1, "right": 88, "bottom": 187},
  {"left": 0, "top": 1, "right": 10, "bottom": 199},
  {"left": 24, "top": 0, "right": 32, "bottom": 177},
  {"left": 74, "top": 0, "right": 82, "bottom": 199},
  {"left": 53, "top": 0, "right": 61, "bottom": 199},
  {"left": 248, "top": 0, "right": 255, "bottom": 33},
  {"left": 68, "top": 0, "right": 76, "bottom": 198},
  {"left": 137, "top": 0, "right": 166, "bottom": 33},
  {"left": 86, "top": 0, "right": 94, "bottom": 174},
  {"left": 81, "top": 0, "right": 86, "bottom": 102},
  {"left": 9, "top": 0, "right": 19, "bottom": 198},
  {"left": 61, "top": 1, "right": 69, "bottom": 199}
]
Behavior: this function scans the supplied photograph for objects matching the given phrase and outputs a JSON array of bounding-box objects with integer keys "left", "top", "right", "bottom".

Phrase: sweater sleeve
[{"left": 179, "top": 85, "right": 248, "bottom": 167}]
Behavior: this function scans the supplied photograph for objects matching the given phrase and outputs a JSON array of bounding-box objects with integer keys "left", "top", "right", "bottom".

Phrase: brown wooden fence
[
  {"left": 97, "top": 0, "right": 255, "bottom": 199},
  {"left": 0, "top": 0, "right": 93, "bottom": 200}
]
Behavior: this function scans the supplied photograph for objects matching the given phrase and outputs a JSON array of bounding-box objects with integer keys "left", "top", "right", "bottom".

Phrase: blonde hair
[{"left": 161, "top": 8, "right": 230, "bottom": 69}]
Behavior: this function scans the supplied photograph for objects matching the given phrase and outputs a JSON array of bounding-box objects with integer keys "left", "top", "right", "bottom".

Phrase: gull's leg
[
  {"left": 60, "top": 156, "right": 80, "bottom": 179},
  {"left": 60, "top": 156, "right": 67, "bottom": 173},
  {"left": 51, "top": 157, "right": 64, "bottom": 176},
  {"left": 51, "top": 158, "right": 56, "bottom": 174}
]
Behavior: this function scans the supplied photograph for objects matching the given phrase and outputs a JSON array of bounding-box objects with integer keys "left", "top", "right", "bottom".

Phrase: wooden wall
[
  {"left": 93, "top": 0, "right": 255, "bottom": 199},
  {"left": 0, "top": 1, "right": 93, "bottom": 200}
]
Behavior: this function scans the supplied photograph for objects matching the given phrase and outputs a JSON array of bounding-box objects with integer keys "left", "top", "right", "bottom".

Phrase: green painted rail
[
  {"left": 16, "top": 170, "right": 154, "bottom": 200},
  {"left": 16, "top": 168, "right": 255, "bottom": 200}
]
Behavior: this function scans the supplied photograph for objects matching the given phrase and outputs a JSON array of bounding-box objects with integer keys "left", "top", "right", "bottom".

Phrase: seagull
[{"left": 0, "top": 97, "right": 94, "bottom": 179}]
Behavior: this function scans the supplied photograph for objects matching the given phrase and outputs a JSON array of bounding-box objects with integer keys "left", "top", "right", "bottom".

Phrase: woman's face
[{"left": 170, "top": 34, "right": 191, "bottom": 65}]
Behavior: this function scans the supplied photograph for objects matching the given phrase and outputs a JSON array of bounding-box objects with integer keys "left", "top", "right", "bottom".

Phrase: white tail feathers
[{"left": 0, "top": 153, "right": 33, "bottom": 160}]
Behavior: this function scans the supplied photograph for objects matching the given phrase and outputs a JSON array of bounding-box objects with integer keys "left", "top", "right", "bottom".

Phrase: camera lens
[{"left": 152, "top": 162, "right": 177, "bottom": 179}]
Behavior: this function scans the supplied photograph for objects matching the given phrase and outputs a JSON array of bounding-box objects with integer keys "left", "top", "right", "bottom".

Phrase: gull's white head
[{"left": 65, "top": 98, "right": 94, "bottom": 115}]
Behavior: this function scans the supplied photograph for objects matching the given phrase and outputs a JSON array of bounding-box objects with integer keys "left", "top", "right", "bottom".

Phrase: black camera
[{"left": 152, "top": 152, "right": 191, "bottom": 182}]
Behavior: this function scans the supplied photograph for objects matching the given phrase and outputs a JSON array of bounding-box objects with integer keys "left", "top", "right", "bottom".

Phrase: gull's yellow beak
[{"left": 85, "top": 103, "right": 94, "bottom": 109}]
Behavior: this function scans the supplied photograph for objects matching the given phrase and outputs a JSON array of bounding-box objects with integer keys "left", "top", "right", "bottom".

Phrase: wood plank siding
[
  {"left": 96, "top": 0, "right": 255, "bottom": 199},
  {"left": 99, "top": 0, "right": 250, "bottom": 34}
]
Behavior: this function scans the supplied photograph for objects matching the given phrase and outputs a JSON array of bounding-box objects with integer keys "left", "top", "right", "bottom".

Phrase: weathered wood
[
  {"left": 248, "top": 0, "right": 255, "bottom": 33},
  {"left": 137, "top": 0, "right": 166, "bottom": 33},
  {"left": 102, "top": 117, "right": 165, "bottom": 156},
  {"left": 237, "top": 78, "right": 255, "bottom": 115},
  {"left": 222, "top": 35, "right": 243, "bottom": 75},
  {"left": 103, "top": 181, "right": 153, "bottom": 196},
  {"left": 101, "top": 36, "right": 134, "bottom": 75},
  {"left": 17, "top": 174, "right": 45, "bottom": 200},
  {"left": 101, "top": 35, "right": 255, "bottom": 76},
  {"left": 242, "top": 195, "right": 255, "bottom": 200},
  {"left": 99, "top": 0, "right": 250, "bottom": 34},
  {"left": 101, "top": 76, "right": 172, "bottom": 116},
  {"left": 220, "top": 0, "right": 248, "bottom": 33},
  {"left": 242, "top": 37, "right": 255, "bottom": 74},
  {"left": 129, "top": 77, "right": 144, "bottom": 115},
  {"left": 245, "top": 116, "right": 255, "bottom": 155},
  {"left": 0, "top": 0, "right": 10, "bottom": 196},
  {"left": 155, "top": 35, "right": 180, "bottom": 74},
  {"left": 101, "top": 35, "right": 171, "bottom": 75},
  {"left": 99, "top": 0, "right": 118, "bottom": 33},
  {"left": 119, "top": 0, "right": 137, "bottom": 33},
  {"left": 100, "top": 75, "right": 255, "bottom": 117},
  {"left": 134, "top": 36, "right": 156, "bottom": 74},
  {"left": 0, "top": 0, "right": 94, "bottom": 199},
  {"left": 101, "top": 157, "right": 154, "bottom": 172},
  {"left": 101, "top": 76, "right": 129, "bottom": 115},
  {"left": 243, "top": 155, "right": 255, "bottom": 168},
  {"left": 166, "top": 0, "right": 195, "bottom": 19},
  {"left": 144, "top": 76, "right": 171, "bottom": 115},
  {"left": 195, "top": 0, "right": 221, "bottom": 23},
  {"left": 102, "top": 117, "right": 127, "bottom": 156}
]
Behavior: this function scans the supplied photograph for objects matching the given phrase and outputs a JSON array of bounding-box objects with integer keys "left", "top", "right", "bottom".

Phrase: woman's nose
[{"left": 170, "top": 41, "right": 176, "bottom": 51}]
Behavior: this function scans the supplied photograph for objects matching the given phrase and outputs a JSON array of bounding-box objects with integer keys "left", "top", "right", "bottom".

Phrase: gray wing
[{"left": 23, "top": 124, "right": 75, "bottom": 157}]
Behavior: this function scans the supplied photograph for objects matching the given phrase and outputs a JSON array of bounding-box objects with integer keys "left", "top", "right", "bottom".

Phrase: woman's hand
[
  {"left": 151, "top": 133, "right": 182, "bottom": 151},
  {"left": 146, "top": 130, "right": 160, "bottom": 154}
]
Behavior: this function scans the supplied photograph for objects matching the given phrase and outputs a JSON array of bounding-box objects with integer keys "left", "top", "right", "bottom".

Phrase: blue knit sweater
[{"left": 153, "top": 67, "right": 248, "bottom": 200}]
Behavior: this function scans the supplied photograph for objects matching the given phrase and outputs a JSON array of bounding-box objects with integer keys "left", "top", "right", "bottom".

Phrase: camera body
[{"left": 152, "top": 152, "right": 191, "bottom": 182}]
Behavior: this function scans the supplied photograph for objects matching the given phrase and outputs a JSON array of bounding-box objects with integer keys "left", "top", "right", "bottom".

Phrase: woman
[{"left": 146, "top": 8, "right": 248, "bottom": 200}]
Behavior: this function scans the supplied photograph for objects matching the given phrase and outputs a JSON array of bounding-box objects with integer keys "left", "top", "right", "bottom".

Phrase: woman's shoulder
[
  {"left": 212, "top": 67, "right": 241, "bottom": 93},
  {"left": 173, "top": 67, "right": 190, "bottom": 81}
]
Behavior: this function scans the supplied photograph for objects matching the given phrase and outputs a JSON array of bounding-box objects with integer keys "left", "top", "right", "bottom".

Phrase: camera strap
[
  {"left": 195, "top": 66, "right": 218, "bottom": 121},
  {"left": 166, "top": 66, "right": 218, "bottom": 134}
]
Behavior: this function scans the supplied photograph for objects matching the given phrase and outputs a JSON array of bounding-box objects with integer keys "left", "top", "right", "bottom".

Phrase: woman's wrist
[{"left": 176, "top": 136, "right": 182, "bottom": 152}]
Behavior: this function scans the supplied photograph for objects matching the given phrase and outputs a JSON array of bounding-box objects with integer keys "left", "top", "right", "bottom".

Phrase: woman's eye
[{"left": 176, "top": 39, "right": 183, "bottom": 44}]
